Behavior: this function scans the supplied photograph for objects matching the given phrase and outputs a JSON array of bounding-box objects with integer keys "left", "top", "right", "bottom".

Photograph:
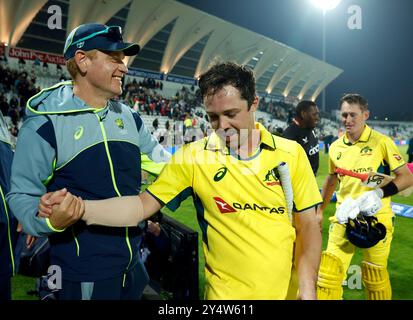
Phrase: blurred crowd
[{"left": 1, "top": 59, "right": 411, "bottom": 147}]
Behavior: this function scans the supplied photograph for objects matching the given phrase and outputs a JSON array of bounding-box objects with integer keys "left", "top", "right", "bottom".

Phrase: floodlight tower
[{"left": 311, "top": 0, "right": 341, "bottom": 111}]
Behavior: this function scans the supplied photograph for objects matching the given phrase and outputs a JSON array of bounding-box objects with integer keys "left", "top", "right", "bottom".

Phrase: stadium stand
[{"left": 3, "top": 55, "right": 413, "bottom": 148}]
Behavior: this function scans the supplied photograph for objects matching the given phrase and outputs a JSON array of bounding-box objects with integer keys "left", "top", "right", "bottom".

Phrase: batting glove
[
  {"left": 355, "top": 189, "right": 383, "bottom": 216},
  {"left": 336, "top": 197, "right": 360, "bottom": 224}
]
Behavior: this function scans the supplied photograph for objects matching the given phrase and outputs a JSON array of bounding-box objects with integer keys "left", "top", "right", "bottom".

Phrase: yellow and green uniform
[
  {"left": 147, "top": 123, "right": 322, "bottom": 299},
  {"left": 319, "top": 125, "right": 404, "bottom": 300},
  {"left": 329, "top": 125, "right": 405, "bottom": 219}
]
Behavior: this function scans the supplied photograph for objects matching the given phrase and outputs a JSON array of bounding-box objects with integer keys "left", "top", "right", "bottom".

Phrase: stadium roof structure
[{"left": 0, "top": 0, "right": 343, "bottom": 101}]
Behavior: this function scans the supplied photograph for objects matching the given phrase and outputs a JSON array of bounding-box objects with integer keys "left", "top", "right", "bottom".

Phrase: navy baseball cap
[{"left": 63, "top": 23, "right": 140, "bottom": 60}]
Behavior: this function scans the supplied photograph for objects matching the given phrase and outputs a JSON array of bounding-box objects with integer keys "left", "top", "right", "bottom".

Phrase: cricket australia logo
[
  {"left": 264, "top": 167, "right": 280, "bottom": 186},
  {"left": 115, "top": 118, "right": 124, "bottom": 129},
  {"left": 360, "top": 146, "right": 373, "bottom": 156}
]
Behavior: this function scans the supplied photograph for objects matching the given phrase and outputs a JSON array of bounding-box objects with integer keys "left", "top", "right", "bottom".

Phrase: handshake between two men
[
  {"left": 335, "top": 188, "right": 383, "bottom": 225},
  {"left": 38, "top": 189, "right": 148, "bottom": 230}
]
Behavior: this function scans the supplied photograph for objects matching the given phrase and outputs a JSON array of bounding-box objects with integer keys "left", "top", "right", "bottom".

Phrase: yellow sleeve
[
  {"left": 146, "top": 144, "right": 194, "bottom": 211},
  {"left": 291, "top": 143, "right": 322, "bottom": 211},
  {"left": 381, "top": 137, "right": 406, "bottom": 171},
  {"left": 140, "top": 153, "right": 165, "bottom": 176},
  {"left": 328, "top": 153, "right": 336, "bottom": 175}
]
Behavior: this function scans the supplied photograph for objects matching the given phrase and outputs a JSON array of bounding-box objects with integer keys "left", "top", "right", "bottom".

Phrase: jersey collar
[
  {"left": 343, "top": 125, "right": 372, "bottom": 145},
  {"left": 205, "top": 122, "right": 276, "bottom": 152},
  {"left": 257, "top": 122, "right": 276, "bottom": 150}
]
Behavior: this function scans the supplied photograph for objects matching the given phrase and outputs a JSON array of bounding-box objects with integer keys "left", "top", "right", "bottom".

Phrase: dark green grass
[{"left": 12, "top": 146, "right": 413, "bottom": 299}]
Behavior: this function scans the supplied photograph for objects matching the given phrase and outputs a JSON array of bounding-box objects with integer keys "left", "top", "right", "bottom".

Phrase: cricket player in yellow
[
  {"left": 316, "top": 94, "right": 413, "bottom": 300},
  {"left": 42, "top": 62, "right": 322, "bottom": 299}
]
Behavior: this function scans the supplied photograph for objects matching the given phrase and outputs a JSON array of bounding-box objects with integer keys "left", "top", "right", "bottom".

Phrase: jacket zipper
[{"left": 95, "top": 113, "right": 133, "bottom": 287}]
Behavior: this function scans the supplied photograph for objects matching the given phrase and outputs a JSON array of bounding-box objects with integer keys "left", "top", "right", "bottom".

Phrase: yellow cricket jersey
[
  {"left": 329, "top": 125, "right": 405, "bottom": 217},
  {"left": 147, "top": 123, "right": 322, "bottom": 299}
]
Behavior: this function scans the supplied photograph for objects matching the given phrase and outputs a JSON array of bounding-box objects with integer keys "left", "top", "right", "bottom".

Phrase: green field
[{"left": 12, "top": 146, "right": 413, "bottom": 300}]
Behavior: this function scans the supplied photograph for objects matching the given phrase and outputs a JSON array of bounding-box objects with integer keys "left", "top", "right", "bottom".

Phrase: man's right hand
[
  {"left": 38, "top": 188, "right": 68, "bottom": 218},
  {"left": 335, "top": 197, "right": 360, "bottom": 224},
  {"left": 49, "top": 192, "right": 85, "bottom": 230}
]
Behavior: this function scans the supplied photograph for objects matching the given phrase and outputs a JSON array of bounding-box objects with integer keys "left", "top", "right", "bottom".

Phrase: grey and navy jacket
[
  {"left": 7, "top": 81, "right": 170, "bottom": 282},
  {"left": 0, "top": 125, "right": 16, "bottom": 280}
]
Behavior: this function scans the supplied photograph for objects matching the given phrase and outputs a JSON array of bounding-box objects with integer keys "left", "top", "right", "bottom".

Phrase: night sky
[{"left": 177, "top": 0, "right": 413, "bottom": 121}]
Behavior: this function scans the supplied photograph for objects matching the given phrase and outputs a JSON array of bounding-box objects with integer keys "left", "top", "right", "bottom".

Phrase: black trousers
[
  {"left": 56, "top": 260, "right": 149, "bottom": 300},
  {"left": 0, "top": 276, "right": 11, "bottom": 300}
]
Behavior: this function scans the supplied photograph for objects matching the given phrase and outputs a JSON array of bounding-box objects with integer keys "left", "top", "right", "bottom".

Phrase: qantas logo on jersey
[
  {"left": 393, "top": 154, "right": 402, "bottom": 161},
  {"left": 351, "top": 167, "right": 374, "bottom": 173},
  {"left": 233, "top": 203, "right": 285, "bottom": 214},
  {"left": 213, "top": 197, "right": 237, "bottom": 213},
  {"left": 213, "top": 197, "right": 285, "bottom": 214}
]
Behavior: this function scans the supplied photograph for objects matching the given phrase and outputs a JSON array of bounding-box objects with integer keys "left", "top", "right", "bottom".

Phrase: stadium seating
[{"left": 2, "top": 57, "right": 413, "bottom": 144}]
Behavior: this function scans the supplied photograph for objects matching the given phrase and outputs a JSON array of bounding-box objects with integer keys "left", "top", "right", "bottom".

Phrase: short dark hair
[
  {"left": 198, "top": 61, "right": 256, "bottom": 109},
  {"left": 295, "top": 100, "right": 317, "bottom": 119},
  {"left": 340, "top": 93, "right": 368, "bottom": 111}
]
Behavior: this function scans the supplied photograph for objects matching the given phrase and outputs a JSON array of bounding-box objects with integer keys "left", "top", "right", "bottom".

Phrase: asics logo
[
  {"left": 213, "top": 167, "right": 227, "bottom": 182},
  {"left": 74, "top": 126, "right": 84, "bottom": 140}
]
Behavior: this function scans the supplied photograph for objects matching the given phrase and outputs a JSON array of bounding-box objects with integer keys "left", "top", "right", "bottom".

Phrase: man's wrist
[
  {"left": 374, "top": 188, "right": 384, "bottom": 198},
  {"left": 45, "top": 217, "right": 66, "bottom": 232},
  {"left": 298, "top": 285, "right": 317, "bottom": 300},
  {"left": 380, "top": 181, "right": 398, "bottom": 198}
]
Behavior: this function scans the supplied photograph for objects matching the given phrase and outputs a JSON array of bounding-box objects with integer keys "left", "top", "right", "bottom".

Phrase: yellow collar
[
  {"left": 343, "top": 125, "right": 372, "bottom": 145},
  {"left": 205, "top": 122, "right": 276, "bottom": 152}
]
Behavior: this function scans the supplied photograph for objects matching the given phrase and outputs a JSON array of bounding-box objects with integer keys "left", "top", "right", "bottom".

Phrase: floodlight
[{"left": 310, "top": 0, "right": 341, "bottom": 12}]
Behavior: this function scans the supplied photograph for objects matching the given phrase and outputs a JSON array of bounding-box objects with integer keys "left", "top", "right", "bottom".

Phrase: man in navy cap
[{"left": 7, "top": 23, "right": 170, "bottom": 300}]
